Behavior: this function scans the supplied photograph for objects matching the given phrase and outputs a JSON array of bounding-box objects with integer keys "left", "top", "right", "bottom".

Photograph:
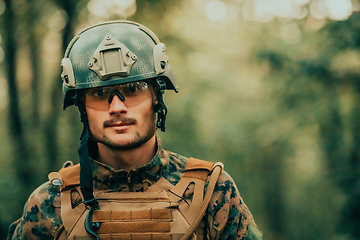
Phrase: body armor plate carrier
[{"left": 48, "top": 158, "right": 223, "bottom": 240}]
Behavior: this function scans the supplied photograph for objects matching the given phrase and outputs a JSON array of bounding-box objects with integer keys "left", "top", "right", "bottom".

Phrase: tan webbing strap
[
  {"left": 48, "top": 163, "right": 81, "bottom": 191},
  {"left": 170, "top": 158, "right": 214, "bottom": 224},
  {"left": 92, "top": 208, "right": 172, "bottom": 222},
  {"left": 169, "top": 158, "right": 223, "bottom": 239},
  {"left": 184, "top": 158, "right": 214, "bottom": 172},
  {"left": 54, "top": 224, "right": 66, "bottom": 240},
  {"left": 58, "top": 164, "right": 81, "bottom": 191},
  {"left": 60, "top": 186, "right": 88, "bottom": 238},
  {"left": 181, "top": 162, "right": 223, "bottom": 240},
  {"left": 50, "top": 163, "right": 84, "bottom": 239}
]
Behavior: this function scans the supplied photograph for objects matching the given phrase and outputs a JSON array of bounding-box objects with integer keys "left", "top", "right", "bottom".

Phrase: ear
[
  {"left": 151, "top": 84, "right": 159, "bottom": 105},
  {"left": 154, "top": 95, "right": 159, "bottom": 105}
]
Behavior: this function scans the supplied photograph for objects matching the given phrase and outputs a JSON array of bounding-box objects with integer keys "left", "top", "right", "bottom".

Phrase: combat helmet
[{"left": 60, "top": 21, "right": 178, "bottom": 238}]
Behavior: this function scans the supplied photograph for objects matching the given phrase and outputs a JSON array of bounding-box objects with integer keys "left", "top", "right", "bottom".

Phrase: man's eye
[
  {"left": 94, "top": 90, "right": 105, "bottom": 96},
  {"left": 123, "top": 82, "right": 148, "bottom": 94},
  {"left": 128, "top": 85, "right": 138, "bottom": 93},
  {"left": 92, "top": 89, "right": 109, "bottom": 98},
  {"left": 122, "top": 83, "right": 141, "bottom": 95}
]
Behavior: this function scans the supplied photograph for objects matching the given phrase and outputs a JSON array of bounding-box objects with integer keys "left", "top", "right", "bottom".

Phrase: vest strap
[
  {"left": 181, "top": 162, "right": 223, "bottom": 240},
  {"left": 61, "top": 186, "right": 88, "bottom": 237},
  {"left": 169, "top": 158, "right": 215, "bottom": 224}
]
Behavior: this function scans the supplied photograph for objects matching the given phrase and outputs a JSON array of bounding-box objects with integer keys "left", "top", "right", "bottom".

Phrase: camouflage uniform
[{"left": 7, "top": 139, "right": 262, "bottom": 240}]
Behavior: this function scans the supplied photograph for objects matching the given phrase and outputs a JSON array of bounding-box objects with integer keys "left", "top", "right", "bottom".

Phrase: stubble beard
[{"left": 91, "top": 111, "right": 157, "bottom": 151}]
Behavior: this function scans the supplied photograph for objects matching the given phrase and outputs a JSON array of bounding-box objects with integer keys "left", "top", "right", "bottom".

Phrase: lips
[
  {"left": 103, "top": 118, "right": 136, "bottom": 128},
  {"left": 108, "top": 122, "right": 131, "bottom": 128}
]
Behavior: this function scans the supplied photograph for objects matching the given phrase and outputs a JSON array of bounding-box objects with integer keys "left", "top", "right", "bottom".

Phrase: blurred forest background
[{"left": 1, "top": 0, "right": 360, "bottom": 239}]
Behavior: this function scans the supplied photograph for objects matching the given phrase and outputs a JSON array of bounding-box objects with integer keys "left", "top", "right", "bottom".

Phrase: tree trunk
[
  {"left": 341, "top": 90, "right": 360, "bottom": 238},
  {"left": 27, "top": 0, "right": 41, "bottom": 128},
  {"left": 44, "top": 0, "right": 77, "bottom": 172},
  {"left": 3, "top": 0, "right": 32, "bottom": 186}
]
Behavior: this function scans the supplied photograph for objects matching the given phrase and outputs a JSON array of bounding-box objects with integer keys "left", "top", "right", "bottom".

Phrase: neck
[{"left": 96, "top": 135, "right": 157, "bottom": 171}]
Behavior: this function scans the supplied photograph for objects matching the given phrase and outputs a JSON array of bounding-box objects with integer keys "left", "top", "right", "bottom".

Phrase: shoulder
[
  {"left": 208, "top": 170, "right": 246, "bottom": 224},
  {"left": 162, "top": 150, "right": 188, "bottom": 185},
  {"left": 207, "top": 170, "right": 262, "bottom": 239},
  {"left": 8, "top": 181, "right": 62, "bottom": 239},
  {"left": 27, "top": 181, "right": 61, "bottom": 207},
  {"left": 213, "top": 170, "right": 239, "bottom": 199},
  {"left": 168, "top": 151, "right": 188, "bottom": 171}
]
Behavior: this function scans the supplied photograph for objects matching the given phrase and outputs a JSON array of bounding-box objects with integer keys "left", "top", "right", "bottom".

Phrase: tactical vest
[{"left": 48, "top": 158, "right": 223, "bottom": 240}]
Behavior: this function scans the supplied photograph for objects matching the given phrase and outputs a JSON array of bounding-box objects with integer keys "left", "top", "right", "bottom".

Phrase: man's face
[{"left": 85, "top": 81, "right": 157, "bottom": 150}]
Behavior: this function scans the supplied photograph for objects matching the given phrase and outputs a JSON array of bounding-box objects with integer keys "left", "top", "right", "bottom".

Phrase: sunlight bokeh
[
  {"left": 198, "top": 0, "right": 355, "bottom": 23},
  {"left": 87, "top": 0, "right": 136, "bottom": 19}
]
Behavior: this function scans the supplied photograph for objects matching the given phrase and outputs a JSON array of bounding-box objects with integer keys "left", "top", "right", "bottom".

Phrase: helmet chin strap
[
  {"left": 155, "top": 78, "right": 168, "bottom": 132},
  {"left": 78, "top": 103, "right": 98, "bottom": 206},
  {"left": 77, "top": 102, "right": 100, "bottom": 240}
]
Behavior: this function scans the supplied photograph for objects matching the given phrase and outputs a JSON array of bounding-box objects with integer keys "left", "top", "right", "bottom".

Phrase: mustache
[{"left": 103, "top": 117, "right": 137, "bottom": 128}]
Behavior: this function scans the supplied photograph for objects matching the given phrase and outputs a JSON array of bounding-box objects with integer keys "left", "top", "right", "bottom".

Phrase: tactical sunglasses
[{"left": 85, "top": 81, "right": 153, "bottom": 110}]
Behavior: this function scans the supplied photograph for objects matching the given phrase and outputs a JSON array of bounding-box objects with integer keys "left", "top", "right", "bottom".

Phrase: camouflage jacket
[{"left": 7, "top": 141, "right": 262, "bottom": 240}]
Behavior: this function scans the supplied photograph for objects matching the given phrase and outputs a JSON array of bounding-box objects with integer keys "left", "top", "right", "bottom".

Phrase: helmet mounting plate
[{"left": 88, "top": 35, "right": 137, "bottom": 81}]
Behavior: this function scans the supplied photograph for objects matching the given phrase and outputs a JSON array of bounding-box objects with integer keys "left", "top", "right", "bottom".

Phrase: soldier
[{"left": 7, "top": 21, "right": 262, "bottom": 240}]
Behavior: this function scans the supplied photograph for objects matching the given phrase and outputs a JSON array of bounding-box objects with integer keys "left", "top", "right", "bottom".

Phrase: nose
[{"left": 108, "top": 95, "right": 127, "bottom": 114}]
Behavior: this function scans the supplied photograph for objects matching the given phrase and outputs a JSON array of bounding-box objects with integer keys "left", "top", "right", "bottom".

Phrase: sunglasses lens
[{"left": 85, "top": 81, "right": 152, "bottom": 110}]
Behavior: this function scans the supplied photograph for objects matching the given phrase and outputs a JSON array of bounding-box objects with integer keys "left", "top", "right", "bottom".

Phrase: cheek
[
  {"left": 86, "top": 109, "right": 103, "bottom": 132},
  {"left": 136, "top": 100, "right": 156, "bottom": 125}
]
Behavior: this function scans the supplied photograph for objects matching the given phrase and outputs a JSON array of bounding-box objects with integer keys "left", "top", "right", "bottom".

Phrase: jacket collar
[{"left": 90, "top": 137, "right": 170, "bottom": 192}]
